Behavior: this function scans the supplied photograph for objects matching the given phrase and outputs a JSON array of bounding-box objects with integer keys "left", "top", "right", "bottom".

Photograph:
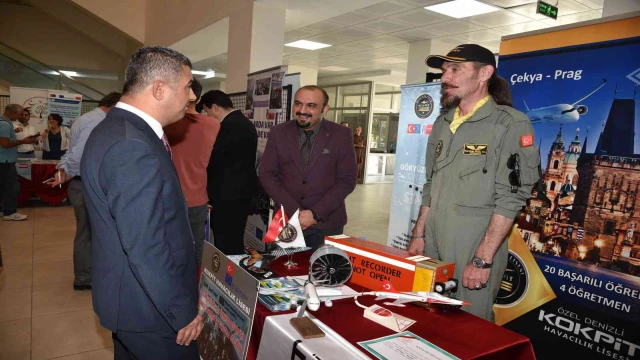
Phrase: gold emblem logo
[{"left": 463, "top": 143, "right": 488, "bottom": 156}]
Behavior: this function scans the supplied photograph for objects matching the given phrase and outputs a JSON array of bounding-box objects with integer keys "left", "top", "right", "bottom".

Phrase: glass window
[
  {"left": 392, "top": 93, "right": 401, "bottom": 111},
  {"left": 343, "top": 95, "right": 362, "bottom": 108},
  {"left": 375, "top": 94, "right": 392, "bottom": 109},
  {"left": 325, "top": 87, "right": 337, "bottom": 108}
]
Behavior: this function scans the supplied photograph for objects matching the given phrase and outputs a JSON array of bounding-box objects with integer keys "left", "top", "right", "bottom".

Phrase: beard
[{"left": 440, "top": 92, "right": 461, "bottom": 110}]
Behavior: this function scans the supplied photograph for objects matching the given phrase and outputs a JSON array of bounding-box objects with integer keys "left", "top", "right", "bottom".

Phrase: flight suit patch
[
  {"left": 463, "top": 143, "right": 488, "bottom": 156},
  {"left": 520, "top": 134, "right": 533, "bottom": 147},
  {"left": 435, "top": 140, "right": 443, "bottom": 158}
]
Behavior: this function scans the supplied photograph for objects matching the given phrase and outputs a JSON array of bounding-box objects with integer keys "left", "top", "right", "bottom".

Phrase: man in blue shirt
[
  {"left": 47, "top": 92, "right": 121, "bottom": 290},
  {"left": 0, "top": 104, "right": 39, "bottom": 221}
]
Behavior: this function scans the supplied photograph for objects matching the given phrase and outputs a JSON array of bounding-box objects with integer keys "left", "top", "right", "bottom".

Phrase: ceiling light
[
  {"left": 425, "top": 0, "right": 501, "bottom": 19},
  {"left": 60, "top": 70, "right": 78, "bottom": 77},
  {"left": 320, "top": 66, "right": 349, "bottom": 71},
  {"left": 192, "top": 69, "right": 216, "bottom": 79},
  {"left": 285, "top": 40, "right": 332, "bottom": 51}
]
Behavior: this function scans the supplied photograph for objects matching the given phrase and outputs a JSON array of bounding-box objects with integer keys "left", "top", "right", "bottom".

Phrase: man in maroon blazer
[{"left": 259, "top": 85, "right": 357, "bottom": 249}]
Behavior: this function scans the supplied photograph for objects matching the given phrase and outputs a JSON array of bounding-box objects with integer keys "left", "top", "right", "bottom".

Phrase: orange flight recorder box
[{"left": 324, "top": 235, "right": 455, "bottom": 292}]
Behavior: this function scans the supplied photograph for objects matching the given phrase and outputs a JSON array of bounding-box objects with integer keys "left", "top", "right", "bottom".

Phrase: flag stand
[{"left": 284, "top": 253, "right": 297, "bottom": 267}]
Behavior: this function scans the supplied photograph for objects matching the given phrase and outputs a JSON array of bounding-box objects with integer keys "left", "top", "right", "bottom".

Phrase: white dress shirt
[
  {"left": 115, "top": 102, "right": 164, "bottom": 139},
  {"left": 13, "top": 122, "right": 39, "bottom": 152}
]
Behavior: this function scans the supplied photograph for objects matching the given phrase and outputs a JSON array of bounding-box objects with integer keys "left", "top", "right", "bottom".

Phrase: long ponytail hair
[{"left": 489, "top": 73, "right": 513, "bottom": 107}]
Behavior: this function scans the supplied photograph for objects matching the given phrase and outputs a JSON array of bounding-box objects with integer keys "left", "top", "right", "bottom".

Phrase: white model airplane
[
  {"left": 524, "top": 78, "right": 607, "bottom": 125},
  {"left": 373, "top": 280, "right": 470, "bottom": 307},
  {"left": 258, "top": 280, "right": 469, "bottom": 312}
]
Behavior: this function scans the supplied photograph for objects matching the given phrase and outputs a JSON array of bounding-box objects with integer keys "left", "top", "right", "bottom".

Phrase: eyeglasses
[{"left": 507, "top": 153, "right": 521, "bottom": 189}]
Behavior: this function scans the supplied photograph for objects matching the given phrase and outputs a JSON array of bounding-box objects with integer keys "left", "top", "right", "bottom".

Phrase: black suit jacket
[
  {"left": 207, "top": 109, "right": 258, "bottom": 202},
  {"left": 81, "top": 107, "right": 198, "bottom": 333}
]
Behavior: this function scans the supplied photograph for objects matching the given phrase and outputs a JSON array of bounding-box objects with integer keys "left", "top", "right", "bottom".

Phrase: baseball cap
[{"left": 426, "top": 44, "right": 496, "bottom": 69}]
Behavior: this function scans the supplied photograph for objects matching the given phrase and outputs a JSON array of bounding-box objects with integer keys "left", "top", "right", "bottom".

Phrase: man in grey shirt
[{"left": 48, "top": 92, "right": 121, "bottom": 290}]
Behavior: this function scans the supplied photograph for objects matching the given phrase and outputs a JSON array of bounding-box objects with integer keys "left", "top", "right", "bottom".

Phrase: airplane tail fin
[
  {"left": 381, "top": 280, "right": 398, "bottom": 292},
  {"left": 523, "top": 99, "right": 530, "bottom": 111}
]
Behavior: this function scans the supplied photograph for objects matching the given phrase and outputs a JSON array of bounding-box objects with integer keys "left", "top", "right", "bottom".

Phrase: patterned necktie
[
  {"left": 300, "top": 130, "right": 313, "bottom": 168},
  {"left": 161, "top": 133, "right": 172, "bottom": 159}
]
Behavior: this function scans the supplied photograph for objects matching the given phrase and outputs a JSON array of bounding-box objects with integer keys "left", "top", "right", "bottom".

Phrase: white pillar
[
  {"left": 286, "top": 65, "right": 318, "bottom": 86},
  {"left": 405, "top": 39, "right": 456, "bottom": 85},
  {"left": 603, "top": 0, "right": 640, "bottom": 17},
  {"left": 227, "top": 1, "right": 286, "bottom": 93}
]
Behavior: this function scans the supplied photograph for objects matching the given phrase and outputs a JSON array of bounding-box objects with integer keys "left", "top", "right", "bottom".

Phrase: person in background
[
  {"left": 0, "top": 104, "right": 39, "bottom": 221},
  {"left": 203, "top": 90, "right": 258, "bottom": 255},
  {"left": 48, "top": 92, "right": 122, "bottom": 291},
  {"left": 40, "top": 113, "right": 70, "bottom": 160},
  {"left": 13, "top": 108, "right": 39, "bottom": 158},
  {"left": 260, "top": 86, "right": 357, "bottom": 250},
  {"left": 353, "top": 126, "right": 365, "bottom": 180},
  {"left": 165, "top": 78, "right": 220, "bottom": 270},
  {"left": 81, "top": 46, "right": 201, "bottom": 359},
  {"left": 340, "top": 121, "right": 349, "bottom": 127}
]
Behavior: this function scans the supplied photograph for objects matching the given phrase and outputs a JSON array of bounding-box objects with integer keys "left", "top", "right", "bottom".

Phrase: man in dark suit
[
  {"left": 81, "top": 46, "right": 202, "bottom": 360},
  {"left": 202, "top": 90, "right": 258, "bottom": 255},
  {"left": 260, "top": 85, "right": 357, "bottom": 250}
]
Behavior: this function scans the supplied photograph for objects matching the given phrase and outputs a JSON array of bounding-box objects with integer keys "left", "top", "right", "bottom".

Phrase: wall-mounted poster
[{"left": 494, "top": 16, "right": 640, "bottom": 360}]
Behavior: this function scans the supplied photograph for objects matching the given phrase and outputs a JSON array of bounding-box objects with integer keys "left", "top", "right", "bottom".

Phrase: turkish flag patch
[{"left": 520, "top": 134, "right": 533, "bottom": 147}]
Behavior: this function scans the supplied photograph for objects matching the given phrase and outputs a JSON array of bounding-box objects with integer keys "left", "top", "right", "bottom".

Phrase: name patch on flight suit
[
  {"left": 435, "top": 140, "right": 443, "bottom": 158},
  {"left": 463, "top": 143, "right": 488, "bottom": 156}
]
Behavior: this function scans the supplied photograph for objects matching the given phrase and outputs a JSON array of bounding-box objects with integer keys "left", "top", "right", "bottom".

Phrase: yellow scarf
[{"left": 449, "top": 96, "right": 490, "bottom": 134}]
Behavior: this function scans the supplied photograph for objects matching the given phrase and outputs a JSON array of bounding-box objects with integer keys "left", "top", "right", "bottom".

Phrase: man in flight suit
[{"left": 409, "top": 44, "right": 540, "bottom": 322}]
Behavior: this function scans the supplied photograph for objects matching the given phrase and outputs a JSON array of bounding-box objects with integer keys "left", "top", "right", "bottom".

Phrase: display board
[
  {"left": 10, "top": 87, "right": 49, "bottom": 133},
  {"left": 387, "top": 83, "right": 441, "bottom": 249},
  {"left": 241, "top": 67, "right": 297, "bottom": 252},
  {"left": 197, "top": 242, "right": 259, "bottom": 360},
  {"left": 494, "top": 16, "right": 640, "bottom": 360},
  {"left": 47, "top": 91, "right": 82, "bottom": 127}
]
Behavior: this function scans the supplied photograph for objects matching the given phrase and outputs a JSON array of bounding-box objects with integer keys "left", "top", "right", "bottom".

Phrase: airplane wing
[
  {"left": 391, "top": 298, "right": 414, "bottom": 305},
  {"left": 571, "top": 78, "right": 607, "bottom": 106}
]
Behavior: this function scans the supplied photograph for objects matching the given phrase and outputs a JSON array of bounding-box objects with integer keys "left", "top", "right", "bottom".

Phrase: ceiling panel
[
  {"left": 509, "top": 3, "right": 552, "bottom": 20},
  {"left": 392, "top": 28, "right": 443, "bottom": 40},
  {"left": 362, "top": 34, "right": 410, "bottom": 46},
  {"left": 396, "top": 0, "right": 447, "bottom": 6},
  {"left": 466, "top": 9, "right": 535, "bottom": 28},
  {"left": 389, "top": 9, "right": 452, "bottom": 26},
  {"left": 574, "top": 0, "right": 604, "bottom": 9},
  {"left": 328, "top": 10, "right": 381, "bottom": 25},
  {"left": 357, "top": 18, "right": 414, "bottom": 33},
  {"left": 300, "top": 20, "right": 346, "bottom": 33},
  {"left": 305, "top": 33, "right": 352, "bottom": 45},
  {"left": 456, "top": 29, "right": 505, "bottom": 42},
  {"left": 360, "top": 1, "right": 418, "bottom": 16},
  {"left": 328, "top": 27, "right": 380, "bottom": 39},
  {"left": 284, "top": 28, "right": 319, "bottom": 42},
  {"left": 424, "top": 20, "right": 486, "bottom": 35},
  {"left": 541, "top": 9, "right": 601, "bottom": 26},
  {"left": 283, "top": 46, "right": 309, "bottom": 55},
  {"left": 495, "top": 20, "right": 551, "bottom": 35},
  {"left": 375, "top": 56, "right": 408, "bottom": 64},
  {"left": 372, "top": 43, "right": 410, "bottom": 55},
  {"left": 332, "top": 42, "right": 379, "bottom": 53},
  {"left": 482, "top": 0, "right": 537, "bottom": 6}
]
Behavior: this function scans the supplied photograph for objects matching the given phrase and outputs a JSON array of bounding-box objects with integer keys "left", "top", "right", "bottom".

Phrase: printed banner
[
  {"left": 197, "top": 242, "right": 259, "bottom": 360},
  {"left": 10, "top": 87, "right": 49, "bottom": 133},
  {"left": 243, "top": 67, "right": 296, "bottom": 251},
  {"left": 387, "top": 83, "right": 441, "bottom": 249},
  {"left": 495, "top": 19, "right": 640, "bottom": 360},
  {"left": 47, "top": 91, "right": 82, "bottom": 127}
]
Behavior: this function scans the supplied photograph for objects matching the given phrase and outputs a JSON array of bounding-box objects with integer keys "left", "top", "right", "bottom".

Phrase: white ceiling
[{"left": 275, "top": 0, "right": 604, "bottom": 86}]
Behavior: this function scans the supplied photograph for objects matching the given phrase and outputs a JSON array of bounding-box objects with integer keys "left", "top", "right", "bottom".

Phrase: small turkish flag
[
  {"left": 226, "top": 263, "right": 234, "bottom": 276},
  {"left": 520, "top": 134, "right": 533, "bottom": 147},
  {"left": 263, "top": 205, "right": 289, "bottom": 243}
]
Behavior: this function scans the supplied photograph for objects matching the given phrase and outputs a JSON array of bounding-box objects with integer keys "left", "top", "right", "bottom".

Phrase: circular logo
[
  {"left": 373, "top": 307, "right": 392, "bottom": 317},
  {"left": 279, "top": 224, "right": 297, "bottom": 243},
  {"left": 212, "top": 253, "right": 220, "bottom": 272},
  {"left": 435, "top": 140, "right": 443, "bottom": 158},
  {"left": 414, "top": 94, "right": 434, "bottom": 119},
  {"left": 495, "top": 251, "right": 529, "bottom": 307}
]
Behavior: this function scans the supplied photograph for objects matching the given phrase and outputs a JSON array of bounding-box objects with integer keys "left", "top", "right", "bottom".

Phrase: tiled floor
[{"left": 0, "top": 183, "right": 392, "bottom": 359}]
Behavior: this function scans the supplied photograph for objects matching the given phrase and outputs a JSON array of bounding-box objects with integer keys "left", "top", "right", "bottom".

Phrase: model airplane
[
  {"left": 373, "top": 280, "right": 470, "bottom": 307},
  {"left": 257, "top": 280, "right": 469, "bottom": 312},
  {"left": 524, "top": 78, "right": 607, "bottom": 124}
]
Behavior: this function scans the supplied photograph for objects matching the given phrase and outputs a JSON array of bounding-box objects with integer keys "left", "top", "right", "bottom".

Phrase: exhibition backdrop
[
  {"left": 242, "top": 67, "right": 291, "bottom": 251},
  {"left": 387, "top": 83, "right": 441, "bottom": 250},
  {"left": 495, "top": 16, "right": 640, "bottom": 360},
  {"left": 10, "top": 87, "right": 82, "bottom": 131}
]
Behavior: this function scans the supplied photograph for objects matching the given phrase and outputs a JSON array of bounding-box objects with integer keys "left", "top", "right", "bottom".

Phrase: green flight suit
[{"left": 421, "top": 98, "right": 540, "bottom": 322}]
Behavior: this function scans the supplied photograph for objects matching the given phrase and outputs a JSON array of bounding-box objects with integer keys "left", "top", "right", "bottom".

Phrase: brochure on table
[
  {"left": 197, "top": 242, "right": 259, "bottom": 360},
  {"left": 358, "top": 331, "right": 459, "bottom": 360}
]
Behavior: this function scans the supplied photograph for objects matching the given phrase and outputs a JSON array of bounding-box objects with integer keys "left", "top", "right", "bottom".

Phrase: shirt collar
[{"left": 115, "top": 102, "right": 164, "bottom": 139}]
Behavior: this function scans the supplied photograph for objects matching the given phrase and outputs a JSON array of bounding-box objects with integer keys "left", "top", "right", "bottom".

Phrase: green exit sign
[{"left": 537, "top": 0, "right": 559, "bottom": 19}]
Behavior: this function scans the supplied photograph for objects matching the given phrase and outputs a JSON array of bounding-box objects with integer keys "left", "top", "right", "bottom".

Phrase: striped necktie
[{"left": 161, "top": 133, "right": 172, "bottom": 159}]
